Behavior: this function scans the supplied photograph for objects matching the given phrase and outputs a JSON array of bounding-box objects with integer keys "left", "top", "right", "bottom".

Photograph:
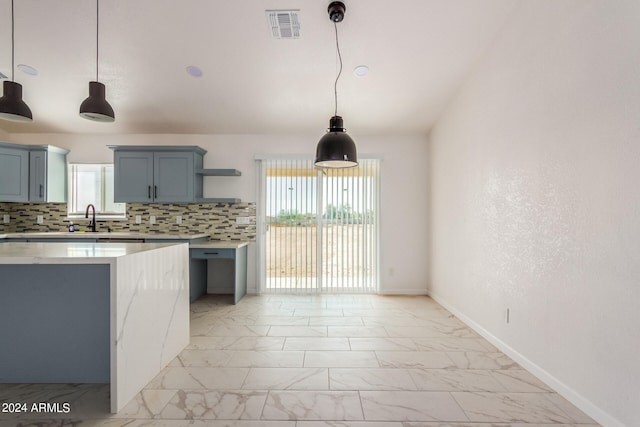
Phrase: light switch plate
[
  {"left": 236, "top": 216, "right": 251, "bottom": 225},
  {"left": 149, "top": 215, "right": 156, "bottom": 225},
  {"left": 135, "top": 215, "right": 142, "bottom": 224},
  {"left": 3, "top": 215, "right": 9, "bottom": 224},
  {"left": 36, "top": 215, "right": 44, "bottom": 224},
  {"left": 176, "top": 215, "right": 182, "bottom": 224}
]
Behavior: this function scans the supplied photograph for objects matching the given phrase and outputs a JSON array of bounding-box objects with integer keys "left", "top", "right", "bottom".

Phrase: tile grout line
[
  {"left": 239, "top": 366, "right": 252, "bottom": 390},
  {"left": 357, "top": 390, "right": 367, "bottom": 421}
]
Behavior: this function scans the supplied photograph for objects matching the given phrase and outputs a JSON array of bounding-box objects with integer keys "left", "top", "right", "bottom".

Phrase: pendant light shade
[
  {"left": 314, "top": 1, "right": 358, "bottom": 169},
  {"left": 80, "top": 81, "right": 114, "bottom": 122},
  {"left": 315, "top": 116, "right": 357, "bottom": 168},
  {"left": 80, "top": 0, "right": 115, "bottom": 122},
  {"left": 0, "top": 80, "right": 33, "bottom": 122},
  {"left": 0, "top": 0, "right": 33, "bottom": 123}
]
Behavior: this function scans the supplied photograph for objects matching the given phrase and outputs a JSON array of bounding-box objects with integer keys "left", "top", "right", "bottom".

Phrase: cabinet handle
[
  {"left": 39, "top": 184, "right": 43, "bottom": 198},
  {"left": 154, "top": 185, "right": 158, "bottom": 199},
  {"left": 148, "top": 185, "right": 151, "bottom": 199},
  {"left": 203, "top": 252, "right": 219, "bottom": 255}
]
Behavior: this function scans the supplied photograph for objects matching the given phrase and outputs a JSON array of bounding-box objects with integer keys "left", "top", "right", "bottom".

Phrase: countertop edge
[
  {"left": 1, "top": 232, "right": 210, "bottom": 240},
  {"left": 0, "top": 242, "right": 188, "bottom": 264},
  {"left": 190, "top": 242, "right": 250, "bottom": 249}
]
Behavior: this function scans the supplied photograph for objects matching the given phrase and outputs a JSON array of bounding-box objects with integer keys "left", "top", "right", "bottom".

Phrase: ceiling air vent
[{"left": 266, "top": 10, "right": 300, "bottom": 39}]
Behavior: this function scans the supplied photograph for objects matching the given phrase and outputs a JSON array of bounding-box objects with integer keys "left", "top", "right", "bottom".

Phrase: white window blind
[{"left": 258, "top": 157, "right": 380, "bottom": 293}]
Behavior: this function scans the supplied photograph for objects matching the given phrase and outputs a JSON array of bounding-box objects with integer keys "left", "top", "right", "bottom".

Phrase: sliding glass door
[{"left": 257, "top": 157, "right": 380, "bottom": 293}]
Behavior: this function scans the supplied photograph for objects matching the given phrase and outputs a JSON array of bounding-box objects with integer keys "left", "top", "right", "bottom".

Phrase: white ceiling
[{"left": 0, "top": 0, "right": 517, "bottom": 136}]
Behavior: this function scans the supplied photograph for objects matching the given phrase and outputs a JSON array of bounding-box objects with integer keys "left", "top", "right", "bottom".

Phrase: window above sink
[{"left": 67, "top": 164, "right": 126, "bottom": 220}]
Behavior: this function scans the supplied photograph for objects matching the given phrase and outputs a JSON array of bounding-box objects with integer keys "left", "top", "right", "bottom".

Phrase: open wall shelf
[
  {"left": 196, "top": 197, "right": 242, "bottom": 203},
  {"left": 196, "top": 169, "right": 241, "bottom": 176}
]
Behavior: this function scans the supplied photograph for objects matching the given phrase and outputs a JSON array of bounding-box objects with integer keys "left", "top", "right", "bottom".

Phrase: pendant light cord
[
  {"left": 96, "top": 0, "right": 100, "bottom": 82},
  {"left": 10, "top": 0, "right": 15, "bottom": 81},
  {"left": 333, "top": 21, "right": 343, "bottom": 118}
]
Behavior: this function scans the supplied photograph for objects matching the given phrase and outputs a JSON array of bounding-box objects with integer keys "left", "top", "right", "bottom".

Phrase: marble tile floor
[{"left": 0, "top": 294, "right": 600, "bottom": 427}]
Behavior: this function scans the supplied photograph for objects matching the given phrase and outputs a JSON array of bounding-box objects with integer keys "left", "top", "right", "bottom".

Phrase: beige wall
[{"left": 428, "top": 1, "right": 640, "bottom": 426}]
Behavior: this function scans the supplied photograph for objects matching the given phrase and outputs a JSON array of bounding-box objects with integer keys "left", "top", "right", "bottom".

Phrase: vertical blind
[{"left": 259, "top": 157, "right": 380, "bottom": 293}]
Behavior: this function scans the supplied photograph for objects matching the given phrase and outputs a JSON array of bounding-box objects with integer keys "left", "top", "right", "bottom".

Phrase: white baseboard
[
  {"left": 378, "top": 288, "right": 428, "bottom": 295},
  {"left": 429, "top": 291, "right": 626, "bottom": 427}
]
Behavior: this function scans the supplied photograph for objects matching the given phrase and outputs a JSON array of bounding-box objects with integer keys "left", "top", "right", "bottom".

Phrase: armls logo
[{"left": 31, "top": 402, "right": 71, "bottom": 413}]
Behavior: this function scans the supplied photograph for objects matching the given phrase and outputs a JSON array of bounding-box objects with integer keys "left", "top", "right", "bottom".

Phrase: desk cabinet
[{"left": 190, "top": 245, "right": 248, "bottom": 304}]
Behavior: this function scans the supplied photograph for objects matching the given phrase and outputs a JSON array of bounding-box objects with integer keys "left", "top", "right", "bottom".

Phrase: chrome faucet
[{"left": 85, "top": 204, "right": 96, "bottom": 232}]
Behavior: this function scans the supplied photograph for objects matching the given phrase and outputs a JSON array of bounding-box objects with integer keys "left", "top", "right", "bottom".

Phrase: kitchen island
[
  {"left": 0, "top": 241, "right": 189, "bottom": 413},
  {"left": 1, "top": 232, "right": 251, "bottom": 303}
]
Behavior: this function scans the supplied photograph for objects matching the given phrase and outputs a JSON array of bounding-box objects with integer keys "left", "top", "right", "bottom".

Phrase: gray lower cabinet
[
  {"left": 0, "top": 264, "right": 110, "bottom": 383},
  {"left": 0, "top": 145, "right": 29, "bottom": 202},
  {"left": 112, "top": 146, "right": 204, "bottom": 203},
  {"left": 0, "top": 143, "right": 68, "bottom": 203}
]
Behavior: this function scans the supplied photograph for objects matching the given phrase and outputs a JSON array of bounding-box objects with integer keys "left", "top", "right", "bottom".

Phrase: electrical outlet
[
  {"left": 3, "top": 215, "right": 9, "bottom": 224},
  {"left": 135, "top": 215, "right": 142, "bottom": 224},
  {"left": 149, "top": 215, "right": 156, "bottom": 225},
  {"left": 176, "top": 215, "right": 182, "bottom": 224},
  {"left": 235, "top": 216, "right": 250, "bottom": 225},
  {"left": 36, "top": 215, "right": 44, "bottom": 224}
]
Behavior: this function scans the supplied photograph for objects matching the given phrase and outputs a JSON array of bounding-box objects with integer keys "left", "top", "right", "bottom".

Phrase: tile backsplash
[{"left": 0, "top": 202, "right": 256, "bottom": 241}]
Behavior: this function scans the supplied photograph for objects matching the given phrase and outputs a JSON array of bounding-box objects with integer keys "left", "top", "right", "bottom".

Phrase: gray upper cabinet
[
  {"left": 29, "top": 147, "right": 68, "bottom": 203},
  {"left": 111, "top": 146, "right": 204, "bottom": 203},
  {"left": 0, "top": 145, "right": 29, "bottom": 202},
  {"left": 153, "top": 151, "right": 198, "bottom": 202},
  {"left": 0, "top": 143, "right": 68, "bottom": 203},
  {"left": 113, "top": 151, "right": 154, "bottom": 202}
]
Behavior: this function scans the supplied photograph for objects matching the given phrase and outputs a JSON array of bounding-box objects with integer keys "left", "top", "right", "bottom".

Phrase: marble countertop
[
  {"left": 190, "top": 241, "right": 250, "bottom": 249},
  {"left": 1, "top": 232, "right": 209, "bottom": 240},
  {"left": 0, "top": 241, "right": 187, "bottom": 264}
]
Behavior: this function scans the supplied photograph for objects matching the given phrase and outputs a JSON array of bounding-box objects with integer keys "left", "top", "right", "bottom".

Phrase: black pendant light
[
  {"left": 80, "top": 0, "right": 115, "bottom": 122},
  {"left": 0, "top": 0, "right": 33, "bottom": 122},
  {"left": 314, "top": 1, "right": 358, "bottom": 169}
]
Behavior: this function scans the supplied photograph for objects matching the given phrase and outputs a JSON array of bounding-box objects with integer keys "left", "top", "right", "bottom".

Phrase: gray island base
[{"left": 0, "top": 242, "right": 190, "bottom": 413}]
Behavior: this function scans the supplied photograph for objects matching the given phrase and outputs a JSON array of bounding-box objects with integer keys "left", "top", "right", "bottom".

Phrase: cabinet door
[
  {"left": 28, "top": 150, "right": 67, "bottom": 203},
  {"left": 153, "top": 152, "right": 194, "bottom": 202},
  {"left": 29, "top": 151, "right": 47, "bottom": 202},
  {"left": 0, "top": 146, "right": 29, "bottom": 202},
  {"left": 114, "top": 151, "right": 154, "bottom": 202},
  {"left": 44, "top": 150, "right": 67, "bottom": 203}
]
